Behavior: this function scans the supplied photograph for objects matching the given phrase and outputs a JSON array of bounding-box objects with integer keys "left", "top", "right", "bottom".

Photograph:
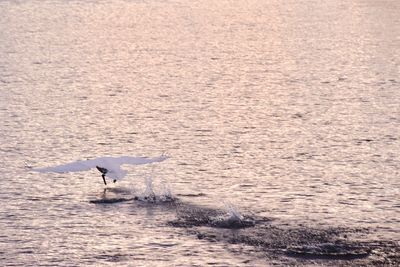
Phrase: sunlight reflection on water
[{"left": 0, "top": 0, "right": 399, "bottom": 265}]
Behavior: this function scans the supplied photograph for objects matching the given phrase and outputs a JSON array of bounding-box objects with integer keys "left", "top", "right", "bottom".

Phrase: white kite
[{"left": 33, "top": 155, "right": 168, "bottom": 185}]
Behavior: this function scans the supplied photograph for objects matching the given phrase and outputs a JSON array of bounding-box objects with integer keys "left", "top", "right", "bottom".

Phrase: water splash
[
  {"left": 223, "top": 201, "right": 244, "bottom": 222},
  {"left": 209, "top": 201, "right": 254, "bottom": 228},
  {"left": 169, "top": 201, "right": 255, "bottom": 229},
  {"left": 160, "top": 179, "right": 173, "bottom": 201},
  {"left": 142, "top": 175, "right": 156, "bottom": 202},
  {"left": 134, "top": 173, "right": 175, "bottom": 203}
]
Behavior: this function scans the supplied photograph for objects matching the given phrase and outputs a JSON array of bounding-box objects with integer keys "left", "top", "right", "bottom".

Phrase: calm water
[{"left": 0, "top": 0, "right": 399, "bottom": 266}]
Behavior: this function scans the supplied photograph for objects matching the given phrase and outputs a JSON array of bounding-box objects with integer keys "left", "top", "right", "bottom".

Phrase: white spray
[{"left": 223, "top": 201, "right": 244, "bottom": 222}]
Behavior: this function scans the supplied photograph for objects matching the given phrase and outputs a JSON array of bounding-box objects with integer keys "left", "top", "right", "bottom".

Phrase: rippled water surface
[{"left": 1, "top": 0, "right": 399, "bottom": 266}]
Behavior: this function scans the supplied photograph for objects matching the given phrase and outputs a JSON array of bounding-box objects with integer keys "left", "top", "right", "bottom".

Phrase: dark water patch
[
  {"left": 90, "top": 198, "right": 134, "bottom": 204},
  {"left": 147, "top": 242, "right": 177, "bottom": 248},
  {"left": 370, "top": 242, "right": 400, "bottom": 266},
  {"left": 212, "top": 217, "right": 256, "bottom": 229},
  {"left": 90, "top": 195, "right": 177, "bottom": 205},
  {"left": 177, "top": 192, "right": 207, "bottom": 197},
  {"left": 286, "top": 243, "right": 370, "bottom": 260},
  {"left": 193, "top": 225, "right": 399, "bottom": 265},
  {"left": 195, "top": 129, "right": 213, "bottom": 133},
  {"left": 90, "top": 185, "right": 177, "bottom": 205},
  {"left": 167, "top": 204, "right": 399, "bottom": 265},
  {"left": 26, "top": 196, "right": 42, "bottom": 201},
  {"left": 19, "top": 250, "right": 35, "bottom": 254},
  {"left": 238, "top": 184, "right": 254, "bottom": 188},
  {"left": 97, "top": 142, "right": 110, "bottom": 146},
  {"left": 93, "top": 253, "right": 128, "bottom": 262},
  {"left": 168, "top": 205, "right": 220, "bottom": 227},
  {"left": 87, "top": 189, "right": 399, "bottom": 265},
  {"left": 384, "top": 135, "right": 398, "bottom": 141},
  {"left": 291, "top": 113, "right": 304, "bottom": 119},
  {"left": 133, "top": 195, "right": 177, "bottom": 204},
  {"left": 280, "top": 198, "right": 295, "bottom": 203},
  {"left": 355, "top": 138, "right": 374, "bottom": 145},
  {"left": 169, "top": 205, "right": 258, "bottom": 229}
]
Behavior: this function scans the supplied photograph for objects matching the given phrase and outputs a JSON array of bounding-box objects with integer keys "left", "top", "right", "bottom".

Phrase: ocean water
[{"left": 0, "top": 0, "right": 399, "bottom": 266}]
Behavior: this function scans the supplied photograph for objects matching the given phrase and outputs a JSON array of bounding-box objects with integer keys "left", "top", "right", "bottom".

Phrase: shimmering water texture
[
  {"left": 1, "top": 0, "right": 399, "bottom": 266},
  {"left": 74, "top": 185, "right": 400, "bottom": 266}
]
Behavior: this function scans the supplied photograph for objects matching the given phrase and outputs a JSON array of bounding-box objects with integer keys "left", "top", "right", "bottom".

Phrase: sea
[{"left": 0, "top": 0, "right": 399, "bottom": 266}]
